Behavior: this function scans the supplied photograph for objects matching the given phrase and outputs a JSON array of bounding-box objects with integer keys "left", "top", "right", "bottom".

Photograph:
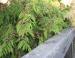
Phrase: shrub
[{"left": 0, "top": 0, "right": 70, "bottom": 58}]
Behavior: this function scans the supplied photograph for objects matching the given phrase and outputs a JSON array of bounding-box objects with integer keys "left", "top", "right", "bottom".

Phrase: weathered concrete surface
[{"left": 22, "top": 28, "right": 75, "bottom": 58}]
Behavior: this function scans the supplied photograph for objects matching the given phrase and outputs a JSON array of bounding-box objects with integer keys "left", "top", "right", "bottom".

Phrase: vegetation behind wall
[{"left": 0, "top": 0, "right": 70, "bottom": 58}]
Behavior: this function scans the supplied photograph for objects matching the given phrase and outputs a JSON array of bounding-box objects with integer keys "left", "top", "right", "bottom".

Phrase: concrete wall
[{"left": 22, "top": 28, "right": 75, "bottom": 58}]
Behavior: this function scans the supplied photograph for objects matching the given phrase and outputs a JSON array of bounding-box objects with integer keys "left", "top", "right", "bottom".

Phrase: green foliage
[
  {"left": 0, "top": 0, "right": 70, "bottom": 58},
  {"left": 18, "top": 37, "right": 31, "bottom": 51}
]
